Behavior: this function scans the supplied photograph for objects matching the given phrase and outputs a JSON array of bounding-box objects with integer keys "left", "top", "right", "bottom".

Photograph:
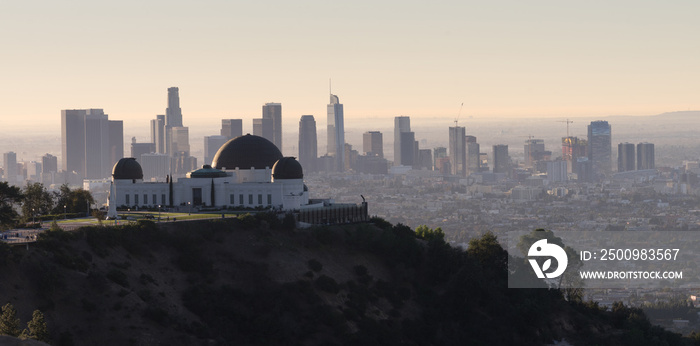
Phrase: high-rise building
[
  {"left": 449, "top": 126, "right": 466, "bottom": 176},
  {"left": 588, "top": 120, "right": 612, "bottom": 178},
  {"left": 524, "top": 139, "right": 546, "bottom": 167},
  {"left": 617, "top": 143, "right": 635, "bottom": 172},
  {"left": 418, "top": 149, "right": 433, "bottom": 170},
  {"left": 327, "top": 94, "right": 345, "bottom": 171},
  {"left": 166, "top": 87, "right": 182, "bottom": 128},
  {"left": 493, "top": 144, "right": 510, "bottom": 174},
  {"left": 61, "top": 109, "right": 123, "bottom": 179},
  {"left": 221, "top": 119, "right": 243, "bottom": 140},
  {"left": 363, "top": 131, "right": 383, "bottom": 158},
  {"left": 26, "top": 161, "right": 42, "bottom": 181},
  {"left": 546, "top": 160, "right": 568, "bottom": 182},
  {"left": 41, "top": 154, "right": 57, "bottom": 174},
  {"left": 130, "top": 138, "right": 155, "bottom": 162},
  {"left": 433, "top": 147, "right": 447, "bottom": 171},
  {"left": 394, "top": 116, "right": 411, "bottom": 166},
  {"left": 204, "top": 135, "right": 228, "bottom": 165},
  {"left": 253, "top": 118, "right": 274, "bottom": 143},
  {"left": 3, "top": 152, "right": 17, "bottom": 184},
  {"left": 151, "top": 115, "right": 165, "bottom": 154},
  {"left": 262, "top": 103, "right": 282, "bottom": 150},
  {"left": 562, "top": 137, "right": 587, "bottom": 174},
  {"left": 466, "top": 135, "right": 480, "bottom": 175},
  {"left": 170, "top": 127, "right": 191, "bottom": 155},
  {"left": 637, "top": 143, "right": 655, "bottom": 170},
  {"left": 140, "top": 153, "right": 170, "bottom": 181},
  {"left": 399, "top": 132, "right": 415, "bottom": 166},
  {"left": 298, "top": 115, "right": 318, "bottom": 173}
]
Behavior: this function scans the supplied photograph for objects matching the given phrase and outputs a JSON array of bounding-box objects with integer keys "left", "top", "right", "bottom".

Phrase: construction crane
[
  {"left": 557, "top": 119, "right": 574, "bottom": 138},
  {"left": 454, "top": 103, "right": 464, "bottom": 127}
]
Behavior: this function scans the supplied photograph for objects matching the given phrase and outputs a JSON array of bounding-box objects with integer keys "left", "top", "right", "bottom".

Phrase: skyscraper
[
  {"left": 617, "top": 143, "right": 635, "bottom": 172},
  {"left": 524, "top": 139, "right": 545, "bottom": 167},
  {"left": 151, "top": 115, "right": 165, "bottom": 154},
  {"left": 61, "top": 109, "right": 123, "bottom": 179},
  {"left": 637, "top": 142, "right": 655, "bottom": 170},
  {"left": 449, "top": 126, "right": 466, "bottom": 176},
  {"left": 130, "top": 138, "right": 155, "bottom": 162},
  {"left": 433, "top": 147, "right": 447, "bottom": 171},
  {"left": 562, "top": 137, "right": 587, "bottom": 174},
  {"left": 170, "top": 127, "right": 191, "bottom": 155},
  {"left": 253, "top": 118, "right": 274, "bottom": 144},
  {"left": 41, "top": 154, "right": 57, "bottom": 174},
  {"left": 588, "top": 120, "right": 612, "bottom": 178},
  {"left": 298, "top": 115, "right": 318, "bottom": 173},
  {"left": 394, "top": 116, "right": 411, "bottom": 166},
  {"left": 327, "top": 94, "right": 345, "bottom": 171},
  {"left": 400, "top": 132, "right": 415, "bottom": 166},
  {"left": 204, "top": 135, "right": 229, "bottom": 165},
  {"left": 493, "top": 144, "right": 510, "bottom": 174},
  {"left": 363, "top": 131, "right": 383, "bottom": 158},
  {"left": 3, "top": 152, "right": 17, "bottom": 184},
  {"left": 221, "top": 119, "right": 243, "bottom": 140},
  {"left": 466, "top": 135, "right": 480, "bottom": 175},
  {"left": 166, "top": 87, "right": 182, "bottom": 128},
  {"left": 262, "top": 103, "right": 282, "bottom": 150}
]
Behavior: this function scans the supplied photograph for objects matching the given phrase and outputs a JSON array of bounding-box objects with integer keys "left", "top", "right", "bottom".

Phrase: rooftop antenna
[
  {"left": 557, "top": 119, "right": 574, "bottom": 138},
  {"left": 454, "top": 102, "right": 464, "bottom": 127}
]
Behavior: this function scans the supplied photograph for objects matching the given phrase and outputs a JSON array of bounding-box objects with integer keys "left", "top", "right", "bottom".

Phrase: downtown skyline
[{"left": 1, "top": 1, "right": 699, "bottom": 133}]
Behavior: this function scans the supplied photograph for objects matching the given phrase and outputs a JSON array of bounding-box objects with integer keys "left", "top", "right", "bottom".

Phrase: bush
[
  {"left": 307, "top": 259, "right": 323, "bottom": 272},
  {"left": 106, "top": 269, "right": 129, "bottom": 288},
  {"left": 315, "top": 275, "right": 339, "bottom": 294}
]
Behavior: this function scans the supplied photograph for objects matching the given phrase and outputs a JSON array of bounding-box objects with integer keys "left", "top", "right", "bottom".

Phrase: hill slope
[{"left": 0, "top": 215, "right": 688, "bottom": 345}]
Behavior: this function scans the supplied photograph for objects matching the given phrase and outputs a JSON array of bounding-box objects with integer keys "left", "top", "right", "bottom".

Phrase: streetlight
[
  {"left": 158, "top": 205, "right": 161, "bottom": 223},
  {"left": 188, "top": 201, "right": 191, "bottom": 215},
  {"left": 64, "top": 205, "right": 67, "bottom": 220},
  {"left": 32, "top": 208, "right": 35, "bottom": 225}
]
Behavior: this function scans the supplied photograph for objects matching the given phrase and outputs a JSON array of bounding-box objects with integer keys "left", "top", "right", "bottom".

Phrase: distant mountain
[{"left": 655, "top": 111, "right": 700, "bottom": 117}]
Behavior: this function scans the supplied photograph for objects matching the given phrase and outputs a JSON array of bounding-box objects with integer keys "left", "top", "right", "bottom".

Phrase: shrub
[{"left": 307, "top": 259, "right": 323, "bottom": 272}]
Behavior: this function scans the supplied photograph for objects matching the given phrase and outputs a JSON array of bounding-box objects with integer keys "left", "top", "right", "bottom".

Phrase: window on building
[
  {"left": 153, "top": 194, "right": 157, "bottom": 205},
  {"left": 267, "top": 194, "right": 272, "bottom": 206},
  {"left": 125, "top": 194, "right": 130, "bottom": 205},
  {"left": 135, "top": 194, "right": 139, "bottom": 205},
  {"left": 161, "top": 194, "right": 166, "bottom": 205},
  {"left": 248, "top": 194, "right": 253, "bottom": 205},
  {"left": 144, "top": 194, "right": 148, "bottom": 205},
  {"left": 230, "top": 194, "right": 235, "bottom": 204},
  {"left": 192, "top": 188, "right": 203, "bottom": 206},
  {"left": 239, "top": 194, "right": 244, "bottom": 205},
  {"left": 258, "top": 194, "right": 262, "bottom": 205}
]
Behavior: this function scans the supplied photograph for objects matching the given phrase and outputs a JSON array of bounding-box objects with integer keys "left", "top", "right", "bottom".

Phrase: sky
[{"left": 1, "top": 0, "right": 699, "bottom": 135}]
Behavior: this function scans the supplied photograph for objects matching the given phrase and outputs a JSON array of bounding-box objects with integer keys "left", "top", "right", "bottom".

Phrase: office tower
[
  {"left": 26, "top": 161, "right": 42, "bottom": 181},
  {"left": 465, "top": 135, "right": 480, "bottom": 175},
  {"left": 166, "top": 87, "right": 182, "bottom": 127},
  {"left": 262, "top": 103, "right": 282, "bottom": 150},
  {"left": 562, "top": 137, "right": 587, "bottom": 174},
  {"left": 399, "top": 132, "right": 415, "bottom": 166},
  {"left": 524, "top": 139, "right": 545, "bottom": 167},
  {"left": 394, "top": 116, "right": 411, "bottom": 166},
  {"left": 221, "top": 119, "right": 243, "bottom": 140},
  {"left": 130, "top": 138, "right": 156, "bottom": 162},
  {"left": 576, "top": 157, "right": 593, "bottom": 182},
  {"left": 253, "top": 118, "right": 274, "bottom": 144},
  {"left": 345, "top": 143, "right": 359, "bottom": 171},
  {"left": 587, "top": 120, "right": 612, "bottom": 178},
  {"left": 617, "top": 143, "right": 635, "bottom": 172},
  {"left": 546, "top": 160, "right": 568, "bottom": 182},
  {"left": 418, "top": 149, "right": 432, "bottom": 170},
  {"left": 204, "top": 135, "right": 228, "bottom": 165},
  {"left": 61, "top": 109, "right": 123, "bottom": 179},
  {"left": 493, "top": 144, "right": 510, "bottom": 174},
  {"left": 3, "top": 152, "right": 17, "bottom": 184},
  {"left": 363, "top": 131, "right": 383, "bottom": 158},
  {"left": 151, "top": 115, "right": 165, "bottom": 154},
  {"left": 433, "top": 147, "right": 447, "bottom": 171},
  {"left": 41, "top": 154, "right": 57, "bottom": 174},
  {"left": 170, "top": 127, "right": 190, "bottom": 155},
  {"left": 298, "top": 115, "right": 318, "bottom": 173},
  {"left": 140, "top": 153, "right": 170, "bottom": 181},
  {"left": 637, "top": 143, "right": 655, "bottom": 170},
  {"left": 327, "top": 94, "right": 345, "bottom": 171},
  {"left": 449, "top": 126, "right": 466, "bottom": 176}
]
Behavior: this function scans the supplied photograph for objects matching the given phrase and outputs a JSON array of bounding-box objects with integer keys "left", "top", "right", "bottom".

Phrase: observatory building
[{"left": 109, "top": 135, "right": 313, "bottom": 213}]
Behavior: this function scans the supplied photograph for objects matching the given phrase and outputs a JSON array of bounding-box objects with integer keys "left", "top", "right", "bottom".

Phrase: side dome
[
  {"left": 212, "top": 134, "right": 283, "bottom": 170},
  {"left": 112, "top": 158, "right": 143, "bottom": 180},
  {"left": 272, "top": 157, "right": 303, "bottom": 180},
  {"left": 187, "top": 165, "right": 228, "bottom": 178}
]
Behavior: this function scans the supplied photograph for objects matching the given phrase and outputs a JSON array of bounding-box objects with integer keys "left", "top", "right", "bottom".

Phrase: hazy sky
[{"left": 1, "top": 1, "right": 699, "bottom": 133}]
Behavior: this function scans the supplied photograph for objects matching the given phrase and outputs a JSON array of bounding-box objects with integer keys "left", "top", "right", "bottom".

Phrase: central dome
[{"left": 212, "top": 134, "right": 283, "bottom": 170}]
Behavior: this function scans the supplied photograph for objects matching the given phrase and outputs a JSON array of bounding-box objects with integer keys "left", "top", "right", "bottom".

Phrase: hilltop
[{"left": 0, "top": 215, "right": 689, "bottom": 345}]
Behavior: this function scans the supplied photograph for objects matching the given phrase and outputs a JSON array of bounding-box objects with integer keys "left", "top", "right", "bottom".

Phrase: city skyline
[{"left": 1, "top": 1, "right": 699, "bottom": 132}]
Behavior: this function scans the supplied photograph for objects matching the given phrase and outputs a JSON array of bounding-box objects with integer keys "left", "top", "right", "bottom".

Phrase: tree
[
  {"left": 20, "top": 310, "right": 50, "bottom": 343},
  {"left": 53, "top": 184, "right": 94, "bottom": 216},
  {"left": 0, "top": 303, "right": 21, "bottom": 337},
  {"left": 22, "top": 182, "right": 54, "bottom": 222},
  {"left": 0, "top": 182, "right": 23, "bottom": 229}
]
